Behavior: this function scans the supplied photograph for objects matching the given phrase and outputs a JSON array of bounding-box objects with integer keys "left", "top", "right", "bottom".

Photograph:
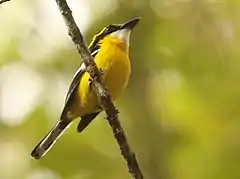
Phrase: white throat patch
[{"left": 110, "top": 29, "right": 131, "bottom": 46}]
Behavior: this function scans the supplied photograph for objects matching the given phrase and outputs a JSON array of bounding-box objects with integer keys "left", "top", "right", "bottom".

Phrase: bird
[{"left": 31, "top": 17, "right": 140, "bottom": 159}]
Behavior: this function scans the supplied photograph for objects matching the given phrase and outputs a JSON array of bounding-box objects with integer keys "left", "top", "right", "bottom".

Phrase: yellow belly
[{"left": 70, "top": 37, "right": 131, "bottom": 117}]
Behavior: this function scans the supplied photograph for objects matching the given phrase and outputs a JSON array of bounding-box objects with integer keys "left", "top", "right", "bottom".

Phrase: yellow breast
[
  {"left": 72, "top": 36, "right": 131, "bottom": 117},
  {"left": 97, "top": 36, "right": 131, "bottom": 100}
]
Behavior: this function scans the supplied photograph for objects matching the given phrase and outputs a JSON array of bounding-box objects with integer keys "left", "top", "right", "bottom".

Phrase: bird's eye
[
  {"left": 105, "top": 27, "right": 111, "bottom": 33},
  {"left": 104, "top": 25, "right": 120, "bottom": 35}
]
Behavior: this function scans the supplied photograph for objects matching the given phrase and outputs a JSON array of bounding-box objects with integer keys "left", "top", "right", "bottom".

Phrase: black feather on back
[{"left": 88, "top": 24, "right": 121, "bottom": 55}]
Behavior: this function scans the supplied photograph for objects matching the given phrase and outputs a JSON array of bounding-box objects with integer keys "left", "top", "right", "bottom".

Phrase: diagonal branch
[
  {"left": 55, "top": 0, "right": 143, "bottom": 178},
  {"left": 0, "top": 0, "right": 10, "bottom": 5}
]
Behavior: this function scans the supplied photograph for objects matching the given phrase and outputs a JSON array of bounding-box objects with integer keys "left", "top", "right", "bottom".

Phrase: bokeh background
[{"left": 1, "top": 0, "right": 240, "bottom": 179}]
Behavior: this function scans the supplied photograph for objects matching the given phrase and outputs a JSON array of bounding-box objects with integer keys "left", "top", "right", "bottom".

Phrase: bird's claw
[
  {"left": 99, "top": 68, "right": 104, "bottom": 76},
  {"left": 89, "top": 68, "right": 103, "bottom": 91}
]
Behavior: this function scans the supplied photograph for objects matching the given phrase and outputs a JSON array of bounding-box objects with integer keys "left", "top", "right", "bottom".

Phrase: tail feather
[{"left": 31, "top": 120, "right": 71, "bottom": 159}]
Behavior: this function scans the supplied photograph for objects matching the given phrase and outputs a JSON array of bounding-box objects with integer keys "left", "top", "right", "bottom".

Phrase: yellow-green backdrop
[{"left": 0, "top": 0, "right": 240, "bottom": 179}]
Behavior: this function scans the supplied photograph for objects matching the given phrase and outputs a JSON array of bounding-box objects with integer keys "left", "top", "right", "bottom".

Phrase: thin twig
[
  {"left": 0, "top": 0, "right": 10, "bottom": 4},
  {"left": 55, "top": 0, "right": 143, "bottom": 178}
]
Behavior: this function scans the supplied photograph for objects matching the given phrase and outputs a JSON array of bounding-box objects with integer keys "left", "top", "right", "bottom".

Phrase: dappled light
[{"left": 1, "top": 0, "right": 240, "bottom": 179}]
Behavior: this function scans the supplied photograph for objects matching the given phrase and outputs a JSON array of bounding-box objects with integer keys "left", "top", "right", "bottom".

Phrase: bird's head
[{"left": 89, "top": 17, "right": 140, "bottom": 52}]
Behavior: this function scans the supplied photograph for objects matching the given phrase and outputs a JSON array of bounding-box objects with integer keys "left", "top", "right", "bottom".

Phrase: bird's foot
[
  {"left": 99, "top": 68, "right": 104, "bottom": 76},
  {"left": 89, "top": 68, "right": 104, "bottom": 91}
]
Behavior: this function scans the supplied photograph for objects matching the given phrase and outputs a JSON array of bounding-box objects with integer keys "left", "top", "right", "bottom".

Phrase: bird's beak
[{"left": 120, "top": 17, "right": 141, "bottom": 30}]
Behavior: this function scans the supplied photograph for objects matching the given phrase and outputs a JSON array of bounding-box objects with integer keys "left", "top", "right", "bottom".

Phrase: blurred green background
[{"left": 1, "top": 0, "right": 240, "bottom": 179}]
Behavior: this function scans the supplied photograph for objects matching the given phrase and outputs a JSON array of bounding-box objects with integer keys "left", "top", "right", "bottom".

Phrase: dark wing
[
  {"left": 61, "top": 48, "right": 100, "bottom": 120},
  {"left": 64, "top": 47, "right": 100, "bottom": 105},
  {"left": 77, "top": 111, "right": 101, "bottom": 132},
  {"left": 64, "top": 62, "right": 85, "bottom": 104}
]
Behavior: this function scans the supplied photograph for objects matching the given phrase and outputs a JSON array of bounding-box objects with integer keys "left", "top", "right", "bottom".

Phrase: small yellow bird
[{"left": 31, "top": 17, "right": 140, "bottom": 159}]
